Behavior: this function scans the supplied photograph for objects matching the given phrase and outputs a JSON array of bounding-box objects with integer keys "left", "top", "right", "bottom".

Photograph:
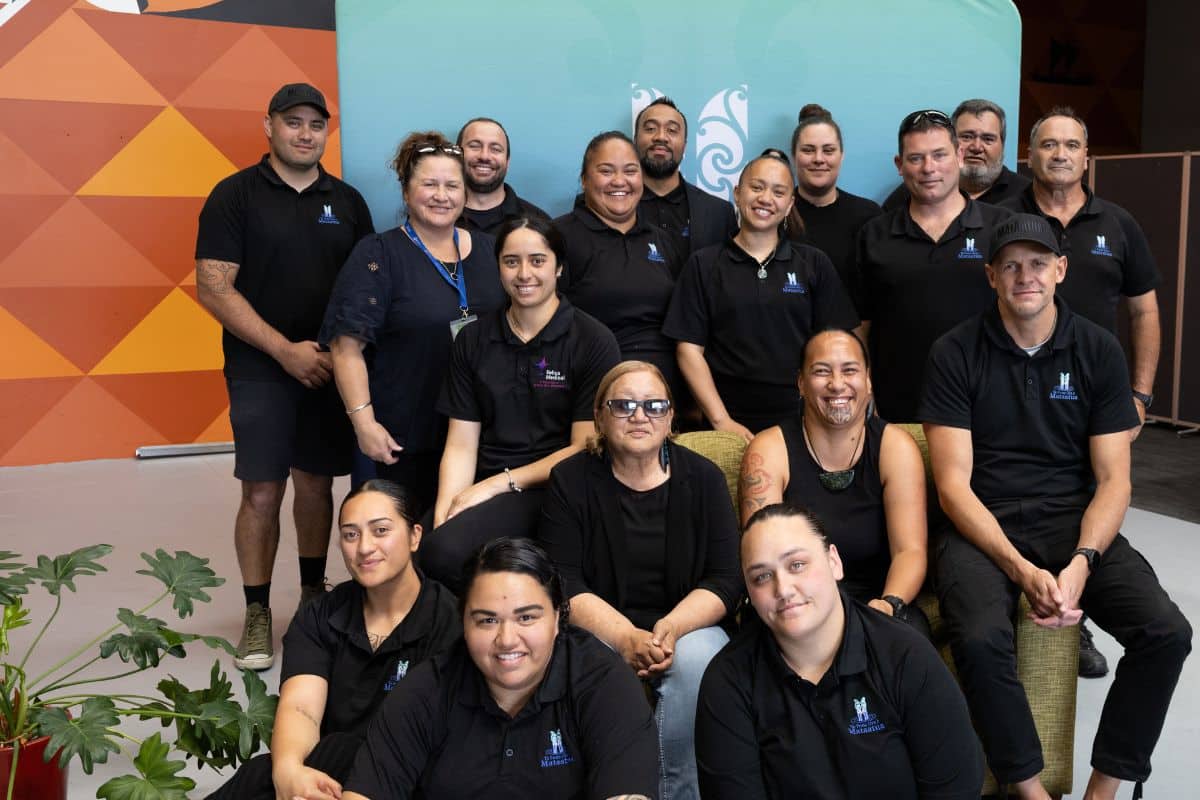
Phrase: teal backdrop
[{"left": 336, "top": 0, "right": 1021, "bottom": 227}]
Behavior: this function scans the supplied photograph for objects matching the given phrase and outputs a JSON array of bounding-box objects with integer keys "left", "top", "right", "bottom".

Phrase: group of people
[{"left": 193, "top": 82, "right": 1191, "bottom": 799}]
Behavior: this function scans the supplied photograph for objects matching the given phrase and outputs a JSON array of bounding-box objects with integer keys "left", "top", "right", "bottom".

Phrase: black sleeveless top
[{"left": 780, "top": 413, "right": 890, "bottom": 600}]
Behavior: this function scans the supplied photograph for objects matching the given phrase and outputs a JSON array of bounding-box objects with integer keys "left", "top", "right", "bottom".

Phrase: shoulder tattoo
[{"left": 197, "top": 259, "right": 238, "bottom": 295}]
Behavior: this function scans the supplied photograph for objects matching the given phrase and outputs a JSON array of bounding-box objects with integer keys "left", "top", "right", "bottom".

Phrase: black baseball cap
[
  {"left": 268, "top": 83, "right": 330, "bottom": 118},
  {"left": 988, "top": 213, "right": 1061, "bottom": 262}
]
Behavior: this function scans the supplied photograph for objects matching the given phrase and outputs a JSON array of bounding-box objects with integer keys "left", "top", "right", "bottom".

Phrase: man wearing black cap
[
  {"left": 196, "top": 83, "right": 374, "bottom": 670},
  {"left": 919, "top": 214, "right": 1191, "bottom": 800}
]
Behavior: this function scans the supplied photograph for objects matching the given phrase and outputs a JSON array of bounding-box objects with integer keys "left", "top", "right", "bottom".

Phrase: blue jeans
[{"left": 652, "top": 625, "right": 729, "bottom": 800}]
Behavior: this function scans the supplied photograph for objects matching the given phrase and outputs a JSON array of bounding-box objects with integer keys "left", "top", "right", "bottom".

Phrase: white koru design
[
  {"left": 631, "top": 84, "right": 665, "bottom": 129},
  {"left": 0, "top": 0, "right": 34, "bottom": 28},
  {"left": 696, "top": 85, "right": 749, "bottom": 202}
]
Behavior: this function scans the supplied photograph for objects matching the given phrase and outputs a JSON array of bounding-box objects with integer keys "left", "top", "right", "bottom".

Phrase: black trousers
[
  {"left": 934, "top": 496, "right": 1191, "bottom": 785},
  {"left": 205, "top": 731, "right": 363, "bottom": 800},
  {"left": 419, "top": 488, "right": 547, "bottom": 595}
]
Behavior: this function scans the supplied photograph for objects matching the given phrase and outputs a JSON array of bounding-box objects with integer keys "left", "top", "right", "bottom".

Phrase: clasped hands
[{"left": 1021, "top": 556, "right": 1088, "bottom": 629}]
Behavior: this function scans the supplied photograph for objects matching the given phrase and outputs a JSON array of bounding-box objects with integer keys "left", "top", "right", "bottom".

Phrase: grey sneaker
[
  {"left": 234, "top": 602, "right": 273, "bottom": 670},
  {"left": 299, "top": 580, "right": 330, "bottom": 610}
]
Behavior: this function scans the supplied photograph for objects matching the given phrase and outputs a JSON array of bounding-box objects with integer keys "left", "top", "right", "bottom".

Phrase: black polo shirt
[
  {"left": 459, "top": 183, "right": 551, "bottom": 238},
  {"left": 998, "top": 187, "right": 1159, "bottom": 334},
  {"left": 640, "top": 180, "right": 692, "bottom": 262},
  {"left": 319, "top": 227, "right": 505, "bottom": 455},
  {"left": 856, "top": 196, "right": 1012, "bottom": 422},
  {"left": 664, "top": 239, "right": 858, "bottom": 423},
  {"left": 437, "top": 297, "right": 619, "bottom": 479},
  {"left": 918, "top": 298, "right": 1139, "bottom": 505},
  {"left": 280, "top": 576, "right": 460, "bottom": 738},
  {"left": 196, "top": 155, "right": 374, "bottom": 381},
  {"left": 344, "top": 625, "right": 659, "bottom": 800},
  {"left": 881, "top": 165, "right": 1031, "bottom": 213},
  {"left": 696, "top": 592, "right": 982, "bottom": 799},
  {"left": 790, "top": 188, "right": 881, "bottom": 302},
  {"left": 555, "top": 206, "right": 683, "bottom": 358}
]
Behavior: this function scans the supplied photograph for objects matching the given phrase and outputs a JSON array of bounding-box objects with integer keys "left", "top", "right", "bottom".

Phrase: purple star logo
[{"left": 535, "top": 357, "right": 548, "bottom": 371}]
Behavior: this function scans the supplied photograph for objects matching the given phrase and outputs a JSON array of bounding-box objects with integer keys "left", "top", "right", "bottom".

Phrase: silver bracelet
[
  {"left": 346, "top": 400, "right": 372, "bottom": 416},
  {"left": 504, "top": 467, "right": 523, "bottom": 493}
]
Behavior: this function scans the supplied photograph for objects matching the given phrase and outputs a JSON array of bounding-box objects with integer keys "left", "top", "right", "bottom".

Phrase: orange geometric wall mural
[{"left": 0, "top": 0, "right": 340, "bottom": 466}]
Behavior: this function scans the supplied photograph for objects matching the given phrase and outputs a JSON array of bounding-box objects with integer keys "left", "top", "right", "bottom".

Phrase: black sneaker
[
  {"left": 299, "top": 579, "right": 330, "bottom": 609},
  {"left": 1078, "top": 621, "right": 1109, "bottom": 678}
]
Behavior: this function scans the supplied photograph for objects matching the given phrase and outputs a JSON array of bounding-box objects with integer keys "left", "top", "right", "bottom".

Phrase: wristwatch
[
  {"left": 882, "top": 594, "right": 908, "bottom": 620},
  {"left": 1071, "top": 547, "right": 1100, "bottom": 573},
  {"left": 1131, "top": 390, "right": 1154, "bottom": 410}
]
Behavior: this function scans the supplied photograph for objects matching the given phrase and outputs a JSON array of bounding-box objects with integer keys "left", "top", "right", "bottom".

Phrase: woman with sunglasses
[
  {"left": 322, "top": 131, "right": 505, "bottom": 513},
  {"left": 788, "top": 104, "right": 881, "bottom": 304},
  {"left": 341, "top": 537, "right": 659, "bottom": 799},
  {"left": 419, "top": 216, "right": 620, "bottom": 594},
  {"left": 663, "top": 149, "right": 858, "bottom": 440},
  {"left": 539, "top": 360, "right": 742, "bottom": 800},
  {"left": 739, "top": 329, "right": 929, "bottom": 636}
]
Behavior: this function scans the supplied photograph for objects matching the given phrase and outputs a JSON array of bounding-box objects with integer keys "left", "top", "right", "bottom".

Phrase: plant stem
[
  {"left": 31, "top": 655, "right": 102, "bottom": 695},
  {"left": 5, "top": 738, "right": 17, "bottom": 800},
  {"left": 40, "top": 665, "right": 143, "bottom": 695},
  {"left": 39, "top": 693, "right": 162, "bottom": 705},
  {"left": 17, "top": 594, "right": 60, "bottom": 672}
]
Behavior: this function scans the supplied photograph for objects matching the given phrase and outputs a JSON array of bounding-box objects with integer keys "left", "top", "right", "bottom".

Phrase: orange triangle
[
  {"left": 0, "top": 305, "right": 84, "bottom": 379},
  {"left": 258, "top": 26, "right": 338, "bottom": 102},
  {"left": 324, "top": 126, "right": 343, "bottom": 178},
  {"left": 0, "top": 10, "right": 166, "bottom": 105},
  {"left": 0, "top": 198, "right": 174, "bottom": 288},
  {"left": 91, "top": 369, "right": 229, "bottom": 442},
  {"left": 0, "top": 195, "right": 71, "bottom": 265},
  {"left": 0, "top": 99, "right": 163, "bottom": 193},
  {"left": 0, "top": 131, "right": 70, "bottom": 195},
  {"left": 0, "top": 286, "right": 172, "bottom": 372},
  {"left": 80, "top": 196, "right": 205, "bottom": 284},
  {"left": 90, "top": 288, "right": 223, "bottom": 374},
  {"left": 0, "top": 0, "right": 76, "bottom": 74},
  {"left": 78, "top": 107, "right": 237, "bottom": 197},
  {"left": 0, "top": 376, "right": 81, "bottom": 463},
  {"left": 75, "top": 7, "right": 246, "bottom": 103},
  {"left": 174, "top": 26, "right": 334, "bottom": 113},
  {"left": 3, "top": 377, "right": 168, "bottom": 465},
  {"left": 194, "top": 403, "right": 232, "bottom": 443},
  {"left": 176, "top": 106, "right": 271, "bottom": 169}
]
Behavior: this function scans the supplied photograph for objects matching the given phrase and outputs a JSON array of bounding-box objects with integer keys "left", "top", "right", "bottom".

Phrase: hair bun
[{"left": 798, "top": 104, "right": 832, "bottom": 123}]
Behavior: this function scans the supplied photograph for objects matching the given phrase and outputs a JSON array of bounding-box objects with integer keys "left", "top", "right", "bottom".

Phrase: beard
[
  {"left": 465, "top": 163, "right": 506, "bottom": 195},
  {"left": 960, "top": 159, "right": 1003, "bottom": 193},
  {"left": 640, "top": 153, "right": 680, "bottom": 180}
]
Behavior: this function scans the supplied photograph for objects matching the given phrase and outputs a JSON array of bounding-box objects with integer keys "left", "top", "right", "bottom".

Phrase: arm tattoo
[
  {"left": 739, "top": 451, "right": 773, "bottom": 516},
  {"left": 196, "top": 259, "right": 239, "bottom": 295},
  {"left": 295, "top": 704, "right": 321, "bottom": 729}
]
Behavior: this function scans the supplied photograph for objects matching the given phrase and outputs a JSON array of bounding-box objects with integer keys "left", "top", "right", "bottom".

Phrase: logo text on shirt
[
  {"left": 957, "top": 237, "right": 983, "bottom": 260},
  {"left": 1049, "top": 371, "right": 1079, "bottom": 400},
  {"left": 782, "top": 271, "right": 807, "bottom": 294},
  {"left": 647, "top": 243, "right": 666, "bottom": 263},
  {"left": 533, "top": 356, "right": 569, "bottom": 390},
  {"left": 1091, "top": 234, "right": 1113, "bottom": 256},
  {"left": 318, "top": 204, "right": 340, "bottom": 225},
  {"left": 540, "top": 729, "right": 575, "bottom": 768},
  {"left": 847, "top": 696, "right": 885, "bottom": 735},
  {"left": 382, "top": 659, "right": 409, "bottom": 692}
]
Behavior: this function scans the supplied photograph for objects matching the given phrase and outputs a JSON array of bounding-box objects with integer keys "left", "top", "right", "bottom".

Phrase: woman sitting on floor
[
  {"left": 539, "top": 360, "right": 742, "bottom": 800},
  {"left": 207, "top": 479, "right": 459, "bottom": 800}
]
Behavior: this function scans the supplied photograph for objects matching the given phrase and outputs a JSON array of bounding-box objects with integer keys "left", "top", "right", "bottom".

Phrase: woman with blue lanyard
[{"left": 322, "top": 131, "right": 504, "bottom": 513}]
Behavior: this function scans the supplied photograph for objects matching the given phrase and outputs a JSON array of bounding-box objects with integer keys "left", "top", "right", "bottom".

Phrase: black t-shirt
[
  {"left": 556, "top": 206, "right": 683, "bottom": 357},
  {"left": 855, "top": 196, "right": 1012, "bottom": 422},
  {"left": 779, "top": 414, "right": 890, "bottom": 598},
  {"left": 616, "top": 480, "right": 671, "bottom": 630},
  {"left": 918, "top": 298, "right": 1140, "bottom": 505},
  {"left": 196, "top": 155, "right": 374, "bottom": 380},
  {"left": 459, "top": 183, "right": 551, "bottom": 238},
  {"left": 881, "top": 165, "right": 1031, "bottom": 213},
  {"left": 790, "top": 189, "right": 881, "bottom": 303},
  {"left": 696, "top": 592, "right": 983, "bottom": 799},
  {"left": 437, "top": 297, "right": 620, "bottom": 478},
  {"left": 279, "top": 577, "right": 461, "bottom": 737},
  {"left": 344, "top": 625, "right": 660, "bottom": 800},
  {"left": 997, "top": 186, "right": 1159, "bottom": 334},
  {"left": 663, "top": 238, "right": 858, "bottom": 426},
  {"left": 319, "top": 227, "right": 505, "bottom": 454}
]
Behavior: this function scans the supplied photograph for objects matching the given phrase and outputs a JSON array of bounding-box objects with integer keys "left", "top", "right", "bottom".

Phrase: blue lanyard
[{"left": 403, "top": 220, "right": 468, "bottom": 315}]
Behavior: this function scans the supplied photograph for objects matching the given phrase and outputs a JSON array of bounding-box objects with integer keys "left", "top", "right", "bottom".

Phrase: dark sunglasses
[
  {"left": 416, "top": 144, "right": 463, "bottom": 156},
  {"left": 899, "top": 109, "right": 952, "bottom": 134},
  {"left": 604, "top": 398, "right": 672, "bottom": 418}
]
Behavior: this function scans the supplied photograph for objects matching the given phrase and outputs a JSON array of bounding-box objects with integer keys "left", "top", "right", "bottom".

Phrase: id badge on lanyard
[{"left": 403, "top": 220, "right": 474, "bottom": 338}]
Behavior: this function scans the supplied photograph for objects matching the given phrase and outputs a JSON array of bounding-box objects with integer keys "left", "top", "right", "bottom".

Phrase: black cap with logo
[
  {"left": 988, "top": 213, "right": 1062, "bottom": 262},
  {"left": 268, "top": 83, "right": 330, "bottom": 119}
]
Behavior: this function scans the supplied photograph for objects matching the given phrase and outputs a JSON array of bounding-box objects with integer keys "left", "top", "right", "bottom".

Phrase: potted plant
[{"left": 1, "top": 545, "right": 277, "bottom": 799}]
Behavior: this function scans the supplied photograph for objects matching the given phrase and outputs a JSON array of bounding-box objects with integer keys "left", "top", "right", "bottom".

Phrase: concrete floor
[{"left": 1, "top": 452, "right": 1196, "bottom": 798}]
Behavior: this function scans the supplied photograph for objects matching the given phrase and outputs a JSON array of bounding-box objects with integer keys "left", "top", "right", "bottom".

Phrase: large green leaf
[
  {"left": 99, "top": 609, "right": 180, "bottom": 669},
  {"left": 238, "top": 668, "right": 278, "bottom": 754},
  {"left": 23, "top": 544, "right": 111, "bottom": 596},
  {"left": 32, "top": 696, "right": 120, "bottom": 773},
  {"left": 95, "top": 733, "right": 196, "bottom": 800},
  {"left": 0, "top": 551, "right": 30, "bottom": 605},
  {"left": 135, "top": 550, "right": 224, "bottom": 618},
  {"left": 149, "top": 663, "right": 240, "bottom": 769},
  {"left": 1, "top": 599, "right": 30, "bottom": 656},
  {"left": 164, "top": 628, "right": 236, "bottom": 657}
]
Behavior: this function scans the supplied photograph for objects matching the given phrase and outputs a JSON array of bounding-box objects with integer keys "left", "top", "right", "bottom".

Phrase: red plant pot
[{"left": 0, "top": 734, "right": 69, "bottom": 800}]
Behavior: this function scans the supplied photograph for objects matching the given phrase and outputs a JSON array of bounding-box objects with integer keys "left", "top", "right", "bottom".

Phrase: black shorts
[{"left": 227, "top": 378, "right": 354, "bottom": 481}]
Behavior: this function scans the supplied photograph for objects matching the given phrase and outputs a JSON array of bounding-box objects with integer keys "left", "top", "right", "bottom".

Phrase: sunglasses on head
[
  {"left": 899, "top": 109, "right": 952, "bottom": 135},
  {"left": 416, "top": 144, "right": 463, "bottom": 156},
  {"left": 604, "top": 399, "right": 672, "bottom": 418}
]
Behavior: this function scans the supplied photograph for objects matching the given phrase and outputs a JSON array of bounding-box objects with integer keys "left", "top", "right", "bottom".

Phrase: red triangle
[
  {"left": 0, "top": 0, "right": 76, "bottom": 73},
  {"left": 0, "top": 195, "right": 70, "bottom": 265},
  {"left": 0, "top": 99, "right": 163, "bottom": 193},
  {"left": 0, "top": 286, "right": 172, "bottom": 372},
  {"left": 91, "top": 369, "right": 229, "bottom": 443},
  {"left": 79, "top": 197, "right": 205, "bottom": 284},
  {"left": 0, "top": 376, "right": 81, "bottom": 462},
  {"left": 175, "top": 106, "right": 270, "bottom": 169},
  {"left": 178, "top": 284, "right": 201, "bottom": 303},
  {"left": 258, "top": 26, "right": 338, "bottom": 104},
  {"left": 74, "top": 8, "right": 247, "bottom": 103},
  {"left": 0, "top": 131, "right": 70, "bottom": 195}
]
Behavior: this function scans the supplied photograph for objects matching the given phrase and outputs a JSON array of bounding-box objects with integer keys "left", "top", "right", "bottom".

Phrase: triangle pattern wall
[{"left": 0, "top": 5, "right": 340, "bottom": 465}]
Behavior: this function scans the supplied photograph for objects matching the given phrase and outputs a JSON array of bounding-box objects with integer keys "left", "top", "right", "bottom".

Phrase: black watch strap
[
  {"left": 882, "top": 594, "right": 907, "bottom": 618},
  {"left": 1071, "top": 547, "right": 1100, "bottom": 573},
  {"left": 1132, "top": 389, "right": 1154, "bottom": 410}
]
